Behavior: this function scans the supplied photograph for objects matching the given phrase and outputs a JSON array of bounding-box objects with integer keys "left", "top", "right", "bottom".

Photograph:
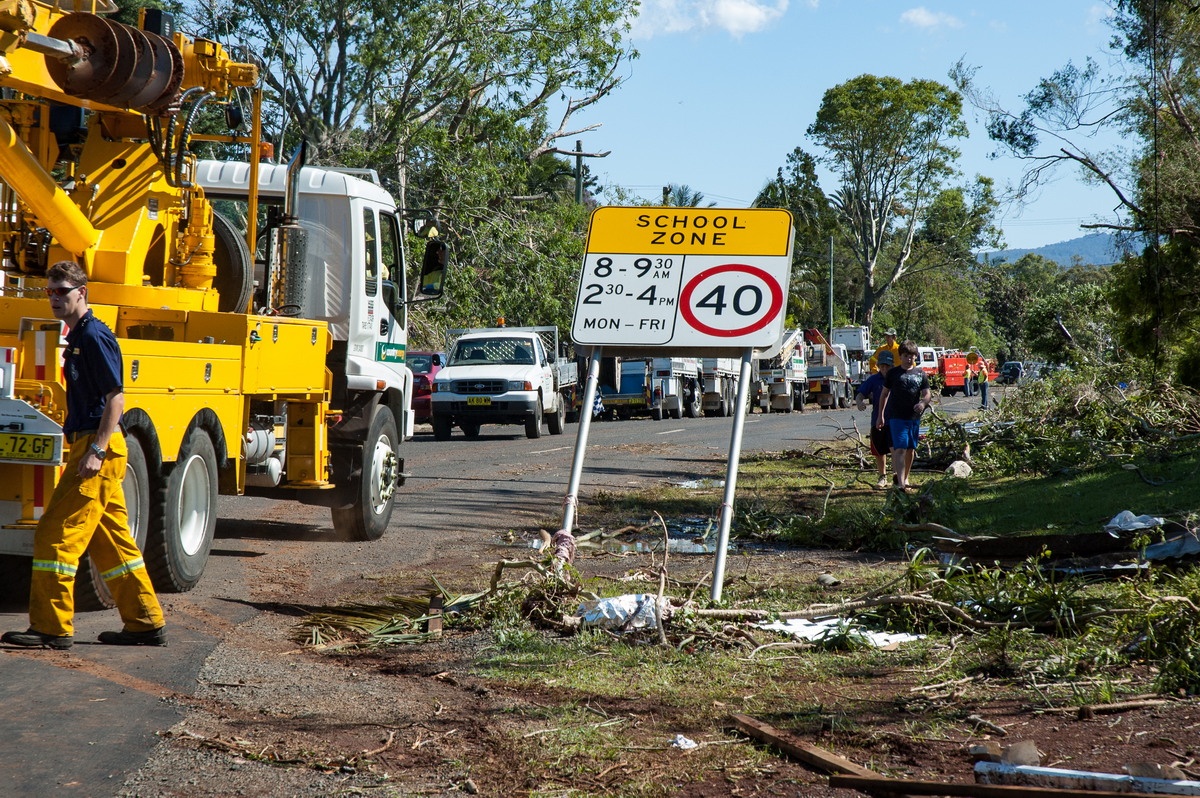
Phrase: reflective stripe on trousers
[{"left": 29, "top": 430, "right": 164, "bottom": 637}]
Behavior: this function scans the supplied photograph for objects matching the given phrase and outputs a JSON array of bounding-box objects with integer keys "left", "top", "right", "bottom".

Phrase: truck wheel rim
[
  {"left": 370, "top": 437, "right": 398, "bottom": 511},
  {"left": 124, "top": 463, "right": 146, "bottom": 549},
  {"left": 177, "top": 453, "right": 211, "bottom": 557}
]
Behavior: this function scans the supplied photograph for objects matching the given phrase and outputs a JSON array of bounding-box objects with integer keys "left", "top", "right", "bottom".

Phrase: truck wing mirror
[{"left": 413, "top": 239, "right": 449, "bottom": 301}]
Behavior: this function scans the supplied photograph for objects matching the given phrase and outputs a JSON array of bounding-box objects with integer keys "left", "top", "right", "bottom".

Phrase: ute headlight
[{"left": 508, "top": 380, "right": 532, "bottom": 391}]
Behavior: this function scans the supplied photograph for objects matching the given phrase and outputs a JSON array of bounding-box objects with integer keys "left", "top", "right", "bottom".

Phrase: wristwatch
[{"left": 89, "top": 443, "right": 107, "bottom": 461}]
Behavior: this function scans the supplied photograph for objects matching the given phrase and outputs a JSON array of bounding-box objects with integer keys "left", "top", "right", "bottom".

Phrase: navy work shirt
[{"left": 62, "top": 310, "right": 124, "bottom": 435}]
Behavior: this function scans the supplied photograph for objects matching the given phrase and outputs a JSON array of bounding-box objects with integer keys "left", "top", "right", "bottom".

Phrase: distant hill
[{"left": 980, "top": 232, "right": 1125, "bottom": 267}]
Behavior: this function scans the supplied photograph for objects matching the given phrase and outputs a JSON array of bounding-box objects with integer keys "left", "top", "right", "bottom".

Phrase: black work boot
[
  {"left": 97, "top": 626, "right": 168, "bottom": 646},
  {"left": 2, "top": 629, "right": 73, "bottom": 650}
]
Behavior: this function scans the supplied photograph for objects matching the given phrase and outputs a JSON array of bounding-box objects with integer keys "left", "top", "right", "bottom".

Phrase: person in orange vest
[
  {"left": 977, "top": 359, "right": 991, "bottom": 410},
  {"left": 868, "top": 328, "right": 900, "bottom": 373}
]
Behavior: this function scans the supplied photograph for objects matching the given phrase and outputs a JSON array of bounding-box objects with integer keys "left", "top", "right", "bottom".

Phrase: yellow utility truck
[{"left": 0, "top": 1, "right": 447, "bottom": 605}]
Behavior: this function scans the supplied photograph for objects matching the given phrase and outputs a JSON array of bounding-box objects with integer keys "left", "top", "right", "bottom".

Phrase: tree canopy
[{"left": 806, "top": 74, "right": 977, "bottom": 324}]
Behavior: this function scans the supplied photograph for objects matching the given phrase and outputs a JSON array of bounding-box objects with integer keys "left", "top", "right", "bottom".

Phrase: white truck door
[{"left": 534, "top": 338, "right": 555, "bottom": 405}]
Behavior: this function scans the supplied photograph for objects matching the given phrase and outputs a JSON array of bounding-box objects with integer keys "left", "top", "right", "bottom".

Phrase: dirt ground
[{"left": 114, "top": 536, "right": 1200, "bottom": 798}]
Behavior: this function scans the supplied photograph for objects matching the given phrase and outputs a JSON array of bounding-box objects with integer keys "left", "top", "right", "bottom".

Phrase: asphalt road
[{"left": 0, "top": 391, "right": 988, "bottom": 795}]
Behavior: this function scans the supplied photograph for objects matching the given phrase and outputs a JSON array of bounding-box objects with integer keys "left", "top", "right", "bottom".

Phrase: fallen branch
[
  {"left": 966, "top": 714, "right": 1009, "bottom": 737},
  {"left": 1038, "top": 698, "right": 1171, "bottom": 717}
]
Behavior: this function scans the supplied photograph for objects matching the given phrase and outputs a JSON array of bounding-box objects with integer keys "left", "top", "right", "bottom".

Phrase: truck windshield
[{"left": 450, "top": 338, "right": 536, "bottom": 365}]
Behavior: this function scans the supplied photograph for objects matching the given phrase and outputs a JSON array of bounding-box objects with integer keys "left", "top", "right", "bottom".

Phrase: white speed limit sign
[{"left": 572, "top": 207, "right": 794, "bottom": 353}]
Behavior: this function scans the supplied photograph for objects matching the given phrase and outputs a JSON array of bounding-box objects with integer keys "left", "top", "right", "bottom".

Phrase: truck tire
[
  {"left": 794, "top": 387, "right": 807, "bottom": 413},
  {"left": 668, "top": 394, "right": 683, "bottom": 420},
  {"left": 432, "top": 413, "right": 453, "bottom": 441},
  {"left": 146, "top": 427, "right": 217, "bottom": 593},
  {"left": 75, "top": 433, "right": 152, "bottom": 611},
  {"left": 212, "top": 210, "right": 255, "bottom": 314},
  {"left": 547, "top": 395, "right": 565, "bottom": 434},
  {"left": 650, "top": 405, "right": 663, "bottom": 421},
  {"left": 525, "top": 397, "right": 544, "bottom": 439},
  {"left": 332, "top": 405, "right": 399, "bottom": 542},
  {"left": 684, "top": 381, "right": 702, "bottom": 418},
  {"left": 460, "top": 421, "right": 482, "bottom": 438}
]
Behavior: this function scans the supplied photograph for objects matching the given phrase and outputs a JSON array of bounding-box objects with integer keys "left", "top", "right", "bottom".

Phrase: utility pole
[
  {"left": 545, "top": 141, "right": 611, "bottom": 204},
  {"left": 828, "top": 235, "right": 834, "bottom": 341}
]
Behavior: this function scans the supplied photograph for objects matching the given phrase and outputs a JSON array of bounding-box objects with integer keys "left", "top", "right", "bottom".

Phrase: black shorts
[{"left": 870, "top": 424, "right": 892, "bottom": 456}]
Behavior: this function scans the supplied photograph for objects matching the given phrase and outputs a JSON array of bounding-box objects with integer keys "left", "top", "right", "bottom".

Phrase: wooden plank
[
  {"left": 729, "top": 714, "right": 877, "bottom": 778},
  {"left": 425, "top": 595, "right": 443, "bottom": 636},
  {"left": 830, "top": 773, "right": 1175, "bottom": 797}
]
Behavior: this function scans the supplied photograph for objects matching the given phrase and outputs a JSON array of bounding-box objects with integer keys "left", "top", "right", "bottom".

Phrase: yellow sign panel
[{"left": 586, "top": 207, "right": 793, "bottom": 256}]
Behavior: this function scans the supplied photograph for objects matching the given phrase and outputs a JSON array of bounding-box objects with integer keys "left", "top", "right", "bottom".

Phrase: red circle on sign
[{"left": 679, "top": 263, "right": 784, "bottom": 338}]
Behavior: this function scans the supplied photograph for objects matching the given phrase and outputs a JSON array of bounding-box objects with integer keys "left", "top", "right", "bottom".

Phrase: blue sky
[{"left": 582, "top": 1, "right": 1129, "bottom": 251}]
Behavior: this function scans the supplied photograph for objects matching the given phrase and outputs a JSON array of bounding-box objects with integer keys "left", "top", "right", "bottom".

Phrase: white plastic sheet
[
  {"left": 757, "top": 618, "right": 923, "bottom": 649},
  {"left": 577, "top": 594, "right": 664, "bottom": 631},
  {"left": 1103, "top": 510, "right": 1165, "bottom": 537}
]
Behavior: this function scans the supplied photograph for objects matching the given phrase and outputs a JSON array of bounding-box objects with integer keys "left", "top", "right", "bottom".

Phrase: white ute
[{"left": 431, "top": 326, "right": 577, "bottom": 439}]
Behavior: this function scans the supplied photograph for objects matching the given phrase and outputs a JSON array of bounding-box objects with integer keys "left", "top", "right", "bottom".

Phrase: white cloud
[
  {"left": 899, "top": 7, "right": 964, "bottom": 31},
  {"left": 631, "top": 0, "right": 790, "bottom": 40}
]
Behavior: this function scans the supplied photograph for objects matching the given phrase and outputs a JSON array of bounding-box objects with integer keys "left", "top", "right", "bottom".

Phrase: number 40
[{"left": 696, "top": 285, "right": 763, "bottom": 316}]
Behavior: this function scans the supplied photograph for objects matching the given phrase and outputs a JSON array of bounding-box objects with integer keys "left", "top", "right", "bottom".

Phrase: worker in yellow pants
[
  {"left": 28, "top": 430, "right": 164, "bottom": 642},
  {"left": 4, "top": 261, "right": 165, "bottom": 650}
]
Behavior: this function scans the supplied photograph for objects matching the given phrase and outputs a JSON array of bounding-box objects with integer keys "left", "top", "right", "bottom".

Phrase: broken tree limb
[
  {"left": 965, "top": 714, "right": 1008, "bottom": 737},
  {"left": 1037, "top": 698, "right": 1171, "bottom": 717},
  {"left": 830, "top": 773, "right": 1179, "bottom": 797},
  {"left": 729, "top": 714, "right": 878, "bottom": 778}
]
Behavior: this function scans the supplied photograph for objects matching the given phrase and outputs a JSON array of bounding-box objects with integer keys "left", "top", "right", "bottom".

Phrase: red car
[{"left": 409, "top": 351, "right": 444, "bottom": 424}]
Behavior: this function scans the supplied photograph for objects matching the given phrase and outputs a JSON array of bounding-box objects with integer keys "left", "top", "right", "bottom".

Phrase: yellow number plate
[
  {"left": 0, "top": 432, "right": 56, "bottom": 462},
  {"left": 467, "top": 396, "right": 492, "bottom": 406}
]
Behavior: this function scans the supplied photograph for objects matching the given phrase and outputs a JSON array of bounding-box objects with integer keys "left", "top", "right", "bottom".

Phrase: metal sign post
[
  {"left": 561, "top": 348, "right": 602, "bottom": 533},
  {"left": 710, "top": 347, "right": 754, "bottom": 602}
]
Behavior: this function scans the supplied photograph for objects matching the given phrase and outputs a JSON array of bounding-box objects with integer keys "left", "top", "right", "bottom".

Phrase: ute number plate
[
  {"left": 467, "top": 396, "right": 492, "bottom": 406},
  {"left": 0, "top": 432, "right": 56, "bottom": 462}
]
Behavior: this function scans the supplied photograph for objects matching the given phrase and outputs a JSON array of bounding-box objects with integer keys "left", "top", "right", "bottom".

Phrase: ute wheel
[
  {"left": 75, "top": 433, "right": 152, "bottom": 611},
  {"left": 212, "top": 210, "right": 254, "bottom": 313},
  {"left": 460, "top": 421, "right": 482, "bottom": 438},
  {"left": 432, "top": 413, "right": 453, "bottom": 441},
  {"left": 525, "top": 397, "right": 544, "bottom": 439},
  {"left": 332, "top": 405, "right": 400, "bottom": 542},
  {"left": 547, "top": 396, "right": 565, "bottom": 435},
  {"left": 146, "top": 426, "right": 217, "bottom": 593}
]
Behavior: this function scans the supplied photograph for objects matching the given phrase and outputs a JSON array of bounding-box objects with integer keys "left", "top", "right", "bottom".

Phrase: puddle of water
[
  {"left": 673, "top": 478, "right": 725, "bottom": 489},
  {"left": 494, "top": 517, "right": 727, "bottom": 555}
]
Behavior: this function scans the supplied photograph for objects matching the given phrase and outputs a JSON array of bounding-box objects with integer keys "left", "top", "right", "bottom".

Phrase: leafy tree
[
  {"left": 807, "top": 74, "right": 972, "bottom": 324},
  {"left": 754, "top": 148, "right": 838, "bottom": 328},
  {"left": 1023, "top": 279, "right": 1114, "bottom": 367},
  {"left": 952, "top": 3, "right": 1200, "bottom": 383},
  {"left": 662, "top": 184, "right": 715, "bottom": 207},
  {"left": 975, "top": 253, "right": 1062, "bottom": 360},
  {"left": 179, "top": 0, "right": 634, "bottom": 207}
]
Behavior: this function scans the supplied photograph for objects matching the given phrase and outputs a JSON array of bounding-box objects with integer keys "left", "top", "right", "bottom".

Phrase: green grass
[{"left": 949, "top": 448, "right": 1200, "bottom": 536}]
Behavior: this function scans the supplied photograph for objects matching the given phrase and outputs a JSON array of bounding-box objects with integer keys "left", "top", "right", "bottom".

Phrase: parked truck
[
  {"left": 0, "top": 4, "right": 447, "bottom": 605},
  {"left": 701, "top": 358, "right": 741, "bottom": 416},
  {"left": 831, "top": 325, "right": 870, "bottom": 392},
  {"left": 752, "top": 328, "right": 807, "bottom": 413},
  {"left": 804, "top": 329, "right": 853, "bottom": 409},
  {"left": 594, "top": 356, "right": 703, "bottom": 420},
  {"left": 431, "top": 327, "right": 577, "bottom": 439}
]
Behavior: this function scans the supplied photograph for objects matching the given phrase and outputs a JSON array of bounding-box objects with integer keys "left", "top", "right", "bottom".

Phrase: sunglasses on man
[{"left": 45, "top": 285, "right": 82, "bottom": 297}]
